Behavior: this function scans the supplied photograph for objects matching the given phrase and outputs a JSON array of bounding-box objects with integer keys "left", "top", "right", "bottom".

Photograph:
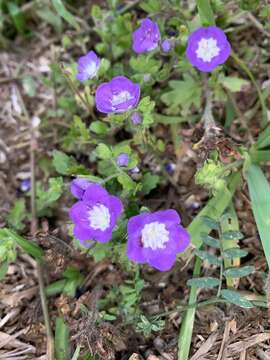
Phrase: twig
[{"left": 16, "top": 88, "right": 55, "bottom": 360}]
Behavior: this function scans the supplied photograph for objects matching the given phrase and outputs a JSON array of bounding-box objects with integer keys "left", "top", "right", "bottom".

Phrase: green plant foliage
[
  {"left": 6, "top": 198, "right": 27, "bottom": 231},
  {"left": 52, "top": 0, "right": 79, "bottom": 31},
  {"left": 196, "top": 0, "right": 215, "bottom": 26},
  {"left": 55, "top": 317, "right": 70, "bottom": 360},
  {"left": 247, "top": 164, "right": 270, "bottom": 269},
  {"left": 220, "top": 289, "right": 254, "bottom": 308},
  {"left": 136, "top": 315, "right": 165, "bottom": 337},
  {"left": 187, "top": 277, "right": 221, "bottom": 288},
  {"left": 36, "top": 177, "right": 64, "bottom": 216}
]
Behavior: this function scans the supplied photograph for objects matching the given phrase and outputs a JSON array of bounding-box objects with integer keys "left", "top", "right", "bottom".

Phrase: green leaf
[
  {"left": 182, "top": 173, "right": 240, "bottom": 255},
  {"left": 22, "top": 76, "right": 37, "bottom": 97},
  {"left": 0, "top": 260, "right": 9, "bottom": 280},
  {"left": 6, "top": 198, "right": 27, "bottom": 231},
  {"left": 194, "top": 249, "right": 222, "bottom": 265},
  {"left": 52, "top": 150, "right": 77, "bottom": 175},
  {"left": 71, "top": 346, "right": 81, "bottom": 360},
  {"left": 141, "top": 173, "right": 159, "bottom": 195},
  {"left": 201, "top": 217, "right": 219, "bottom": 230},
  {"left": 7, "top": 2, "right": 26, "bottom": 34},
  {"left": 55, "top": 317, "right": 69, "bottom": 360},
  {"left": 36, "top": 7, "right": 62, "bottom": 32},
  {"left": 37, "top": 177, "right": 64, "bottom": 216},
  {"left": 46, "top": 279, "right": 67, "bottom": 296},
  {"left": 222, "top": 230, "right": 244, "bottom": 241},
  {"left": 117, "top": 173, "right": 136, "bottom": 192},
  {"left": 200, "top": 233, "right": 220, "bottom": 248},
  {"left": 187, "top": 277, "right": 220, "bottom": 288},
  {"left": 90, "top": 121, "right": 109, "bottom": 135},
  {"left": 220, "top": 76, "right": 249, "bottom": 92},
  {"left": 52, "top": 0, "right": 79, "bottom": 30},
  {"left": 5, "top": 228, "right": 44, "bottom": 260},
  {"left": 161, "top": 76, "right": 202, "bottom": 112},
  {"left": 95, "top": 143, "right": 112, "bottom": 160},
  {"left": 223, "top": 266, "right": 255, "bottom": 278},
  {"left": 223, "top": 248, "right": 248, "bottom": 259},
  {"left": 220, "top": 289, "right": 254, "bottom": 308},
  {"left": 246, "top": 164, "right": 270, "bottom": 269},
  {"left": 196, "top": 0, "right": 215, "bottom": 26},
  {"left": 139, "top": 0, "right": 161, "bottom": 13}
]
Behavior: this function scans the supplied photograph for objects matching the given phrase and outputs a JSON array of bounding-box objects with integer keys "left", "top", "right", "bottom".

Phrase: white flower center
[
  {"left": 111, "top": 91, "right": 134, "bottom": 107},
  {"left": 88, "top": 204, "right": 110, "bottom": 231},
  {"left": 141, "top": 221, "right": 169, "bottom": 250},
  {"left": 85, "top": 61, "right": 97, "bottom": 78},
  {"left": 196, "top": 37, "right": 220, "bottom": 63}
]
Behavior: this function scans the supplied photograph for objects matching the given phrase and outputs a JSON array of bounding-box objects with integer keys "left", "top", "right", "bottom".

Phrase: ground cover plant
[{"left": 1, "top": 0, "right": 270, "bottom": 359}]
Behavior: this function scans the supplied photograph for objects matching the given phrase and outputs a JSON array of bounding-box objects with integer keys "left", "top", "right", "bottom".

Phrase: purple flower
[
  {"left": 131, "top": 111, "right": 142, "bottom": 125},
  {"left": 127, "top": 210, "right": 190, "bottom": 271},
  {"left": 186, "top": 26, "right": 231, "bottom": 72},
  {"left": 165, "top": 163, "right": 176, "bottom": 174},
  {"left": 76, "top": 51, "right": 100, "bottom": 81},
  {"left": 69, "top": 183, "right": 123, "bottom": 244},
  {"left": 70, "top": 178, "right": 92, "bottom": 200},
  {"left": 129, "top": 166, "right": 140, "bottom": 174},
  {"left": 161, "top": 39, "right": 172, "bottom": 53},
  {"left": 117, "top": 153, "right": 129, "bottom": 167},
  {"left": 132, "top": 18, "right": 161, "bottom": 54},
  {"left": 20, "top": 179, "right": 31, "bottom": 192},
  {"left": 95, "top": 76, "right": 140, "bottom": 114}
]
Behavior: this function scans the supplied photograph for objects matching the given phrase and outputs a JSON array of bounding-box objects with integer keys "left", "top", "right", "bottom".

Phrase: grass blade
[
  {"left": 55, "top": 317, "right": 70, "bottom": 360},
  {"left": 247, "top": 164, "right": 270, "bottom": 269},
  {"left": 178, "top": 256, "right": 201, "bottom": 360}
]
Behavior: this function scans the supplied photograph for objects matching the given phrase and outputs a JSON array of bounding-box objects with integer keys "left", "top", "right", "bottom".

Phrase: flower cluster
[{"left": 69, "top": 179, "right": 190, "bottom": 271}]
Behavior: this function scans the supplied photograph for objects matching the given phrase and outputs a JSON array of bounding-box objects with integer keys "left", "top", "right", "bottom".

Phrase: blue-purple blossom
[
  {"left": 186, "top": 26, "right": 231, "bottom": 72},
  {"left": 70, "top": 178, "right": 93, "bottom": 200},
  {"left": 69, "top": 183, "right": 123, "bottom": 244},
  {"left": 116, "top": 153, "right": 129, "bottom": 167},
  {"left": 129, "top": 166, "right": 140, "bottom": 174},
  {"left": 76, "top": 51, "right": 100, "bottom": 81},
  {"left": 127, "top": 210, "right": 190, "bottom": 271},
  {"left": 165, "top": 163, "right": 176, "bottom": 174},
  {"left": 20, "top": 179, "right": 30, "bottom": 192},
  {"left": 131, "top": 112, "right": 142, "bottom": 125},
  {"left": 95, "top": 76, "right": 140, "bottom": 114},
  {"left": 161, "top": 39, "right": 172, "bottom": 53},
  {"left": 132, "top": 18, "right": 161, "bottom": 54}
]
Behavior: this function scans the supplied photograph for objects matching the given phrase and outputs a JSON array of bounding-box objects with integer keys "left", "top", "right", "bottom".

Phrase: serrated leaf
[
  {"left": 221, "top": 289, "right": 254, "bottom": 308},
  {"left": 221, "top": 76, "right": 249, "bottom": 92},
  {"left": 222, "top": 230, "right": 244, "bottom": 241},
  {"left": 52, "top": 0, "right": 79, "bottom": 30},
  {"left": 187, "top": 277, "right": 220, "bottom": 288},
  {"left": 196, "top": 0, "right": 215, "bottom": 26},
  {"left": 55, "top": 317, "right": 69, "bottom": 360},
  {"left": 223, "top": 248, "right": 248, "bottom": 259},
  {"left": 223, "top": 265, "right": 255, "bottom": 278},
  {"left": 194, "top": 249, "right": 222, "bottom": 265},
  {"left": 200, "top": 233, "right": 220, "bottom": 248}
]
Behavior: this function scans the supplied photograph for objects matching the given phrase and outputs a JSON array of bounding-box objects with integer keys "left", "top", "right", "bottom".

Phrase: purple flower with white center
[
  {"left": 161, "top": 39, "right": 172, "bottom": 53},
  {"left": 69, "top": 183, "right": 123, "bottom": 244},
  {"left": 127, "top": 210, "right": 190, "bottom": 271},
  {"left": 95, "top": 76, "right": 140, "bottom": 114},
  {"left": 131, "top": 111, "right": 142, "bottom": 125},
  {"left": 132, "top": 18, "right": 161, "bottom": 54},
  {"left": 186, "top": 26, "right": 231, "bottom": 72},
  {"left": 76, "top": 51, "right": 100, "bottom": 82},
  {"left": 70, "top": 178, "right": 92, "bottom": 200},
  {"left": 116, "top": 153, "right": 129, "bottom": 167},
  {"left": 165, "top": 163, "right": 176, "bottom": 175}
]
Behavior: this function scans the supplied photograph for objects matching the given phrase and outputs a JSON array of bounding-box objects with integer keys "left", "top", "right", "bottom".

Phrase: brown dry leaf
[
  {"left": 228, "top": 333, "right": 270, "bottom": 354},
  {"left": 0, "top": 287, "right": 37, "bottom": 307},
  {"left": 190, "top": 332, "right": 218, "bottom": 360}
]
